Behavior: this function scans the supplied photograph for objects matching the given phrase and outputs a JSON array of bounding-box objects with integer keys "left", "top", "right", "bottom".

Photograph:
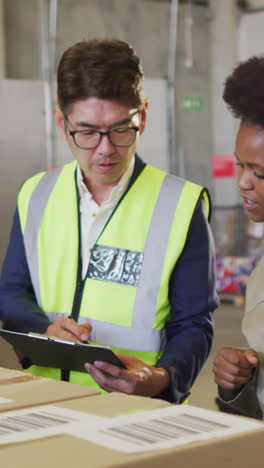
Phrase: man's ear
[
  {"left": 139, "top": 100, "right": 148, "bottom": 135},
  {"left": 53, "top": 106, "right": 67, "bottom": 140}
]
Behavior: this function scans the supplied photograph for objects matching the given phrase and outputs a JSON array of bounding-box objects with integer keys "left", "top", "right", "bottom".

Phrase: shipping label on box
[
  {"left": 68, "top": 404, "right": 263, "bottom": 453},
  {"left": 0, "top": 403, "right": 262, "bottom": 453}
]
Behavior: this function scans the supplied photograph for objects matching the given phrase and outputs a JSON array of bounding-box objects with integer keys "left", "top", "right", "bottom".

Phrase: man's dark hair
[
  {"left": 57, "top": 38, "right": 146, "bottom": 115},
  {"left": 223, "top": 56, "right": 264, "bottom": 128}
]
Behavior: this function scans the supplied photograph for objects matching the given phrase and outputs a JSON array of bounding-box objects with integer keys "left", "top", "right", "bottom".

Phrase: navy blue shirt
[{"left": 0, "top": 160, "right": 219, "bottom": 403}]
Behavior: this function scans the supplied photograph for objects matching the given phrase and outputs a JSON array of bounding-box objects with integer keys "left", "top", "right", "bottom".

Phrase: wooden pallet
[{"left": 219, "top": 293, "right": 245, "bottom": 307}]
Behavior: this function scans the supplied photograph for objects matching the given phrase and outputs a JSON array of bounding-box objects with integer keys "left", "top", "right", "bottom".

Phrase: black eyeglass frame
[
  {"left": 64, "top": 109, "right": 141, "bottom": 150},
  {"left": 67, "top": 126, "right": 140, "bottom": 150}
]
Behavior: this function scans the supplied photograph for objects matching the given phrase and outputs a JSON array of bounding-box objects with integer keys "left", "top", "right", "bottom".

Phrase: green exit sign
[{"left": 182, "top": 97, "right": 202, "bottom": 111}]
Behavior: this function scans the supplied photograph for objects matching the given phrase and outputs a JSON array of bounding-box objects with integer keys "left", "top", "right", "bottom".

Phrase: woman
[{"left": 213, "top": 55, "right": 264, "bottom": 420}]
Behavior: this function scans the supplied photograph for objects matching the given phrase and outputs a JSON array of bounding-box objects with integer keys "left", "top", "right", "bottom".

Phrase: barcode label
[
  {"left": 100, "top": 413, "right": 229, "bottom": 446},
  {"left": 0, "top": 405, "right": 107, "bottom": 446},
  {"left": 69, "top": 404, "right": 263, "bottom": 453},
  {"left": 0, "top": 409, "right": 76, "bottom": 436},
  {"left": 99, "top": 413, "right": 229, "bottom": 446}
]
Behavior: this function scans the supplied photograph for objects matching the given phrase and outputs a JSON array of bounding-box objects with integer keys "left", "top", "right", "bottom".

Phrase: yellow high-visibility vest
[{"left": 18, "top": 160, "right": 210, "bottom": 390}]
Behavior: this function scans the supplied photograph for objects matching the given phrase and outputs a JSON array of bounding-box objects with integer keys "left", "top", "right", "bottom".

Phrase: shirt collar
[{"left": 76, "top": 157, "right": 135, "bottom": 204}]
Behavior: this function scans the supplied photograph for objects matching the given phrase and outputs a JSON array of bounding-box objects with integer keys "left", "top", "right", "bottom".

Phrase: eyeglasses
[
  {"left": 67, "top": 126, "right": 139, "bottom": 150},
  {"left": 64, "top": 109, "right": 140, "bottom": 150},
  {"left": 64, "top": 110, "right": 141, "bottom": 150}
]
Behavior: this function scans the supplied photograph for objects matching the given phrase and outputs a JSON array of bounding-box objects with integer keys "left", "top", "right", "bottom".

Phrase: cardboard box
[
  {"left": 0, "top": 366, "right": 100, "bottom": 412},
  {"left": 56, "top": 391, "right": 171, "bottom": 417},
  {"left": 2, "top": 431, "right": 264, "bottom": 468},
  {"left": 1, "top": 392, "right": 264, "bottom": 467}
]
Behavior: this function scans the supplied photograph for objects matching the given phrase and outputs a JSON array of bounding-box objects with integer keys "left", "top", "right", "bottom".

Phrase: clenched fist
[{"left": 213, "top": 347, "right": 258, "bottom": 390}]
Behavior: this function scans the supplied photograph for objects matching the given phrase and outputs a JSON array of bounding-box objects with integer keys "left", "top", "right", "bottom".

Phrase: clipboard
[{"left": 0, "top": 329, "right": 126, "bottom": 372}]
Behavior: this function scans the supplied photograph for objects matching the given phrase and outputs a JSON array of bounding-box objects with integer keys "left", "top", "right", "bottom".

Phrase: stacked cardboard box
[
  {"left": 0, "top": 366, "right": 100, "bottom": 412},
  {"left": 1, "top": 367, "right": 264, "bottom": 467}
]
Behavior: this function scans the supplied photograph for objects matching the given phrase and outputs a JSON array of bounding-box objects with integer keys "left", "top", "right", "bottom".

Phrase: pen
[{"left": 68, "top": 315, "right": 90, "bottom": 344}]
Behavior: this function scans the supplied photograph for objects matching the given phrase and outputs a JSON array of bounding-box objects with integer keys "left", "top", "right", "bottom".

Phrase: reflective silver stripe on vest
[
  {"left": 45, "top": 312, "right": 166, "bottom": 352},
  {"left": 87, "top": 174, "right": 186, "bottom": 351},
  {"left": 23, "top": 167, "right": 63, "bottom": 305},
  {"left": 133, "top": 174, "right": 186, "bottom": 330}
]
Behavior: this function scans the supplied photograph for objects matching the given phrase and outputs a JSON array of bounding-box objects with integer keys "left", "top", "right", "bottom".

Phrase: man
[{"left": 0, "top": 39, "right": 218, "bottom": 402}]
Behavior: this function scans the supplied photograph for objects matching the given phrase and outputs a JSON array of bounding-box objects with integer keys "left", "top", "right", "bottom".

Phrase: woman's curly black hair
[{"left": 223, "top": 56, "right": 264, "bottom": 128}]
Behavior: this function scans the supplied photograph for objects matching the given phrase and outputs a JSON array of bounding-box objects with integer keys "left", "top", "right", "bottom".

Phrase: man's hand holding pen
[{"left": 45, "top": 317, "right": 92, "bottom": 343}]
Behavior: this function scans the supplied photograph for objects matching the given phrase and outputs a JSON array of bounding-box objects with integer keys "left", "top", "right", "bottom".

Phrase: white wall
[
  {"left": 137, "top": 79, "right": 169, "bottom": 172},
  {"left": 0, "top": 80, "right": 49, "bottom": 266},
  {"left": 239, "top": 11, "right": 264, "bottom": 60}
]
